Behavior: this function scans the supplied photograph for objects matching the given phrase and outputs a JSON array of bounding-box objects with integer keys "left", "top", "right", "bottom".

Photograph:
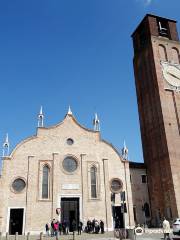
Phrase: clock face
[{"left": 162, "top": 63, "right": 180, "bottom": 88}]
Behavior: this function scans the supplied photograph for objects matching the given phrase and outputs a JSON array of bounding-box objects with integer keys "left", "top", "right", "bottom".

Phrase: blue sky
[{"left": 0, "top": 0, "right": 180, "bottom": 166}]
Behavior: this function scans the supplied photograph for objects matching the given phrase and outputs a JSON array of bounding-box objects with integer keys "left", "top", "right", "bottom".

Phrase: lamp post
[
  {"left": 121, "top": 141, "right": 129, "bottom": 239},
  {"left": 121, "top": 191, "right": 127, "bottom": 239},
  {"left": 111, "top": 194, "right": 115, "bottom": 228}
]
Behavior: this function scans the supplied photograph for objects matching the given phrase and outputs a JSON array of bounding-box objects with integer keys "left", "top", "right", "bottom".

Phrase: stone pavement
[
  {"left": 136, "top": 229, "right": 180, "bottom": 240},
  {"left": 0, "top": 232, "right": 115, "bottom": 240},
  {"left": 137, "top": 232, "right": 180, "bottom": 240},
  {"left": 1, "top": 231, "right": 180, "bottom": 240}
]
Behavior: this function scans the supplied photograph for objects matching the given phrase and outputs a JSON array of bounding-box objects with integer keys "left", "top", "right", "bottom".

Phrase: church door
[
  {"left": 113, "top": 206, "right": 124, "bottom": 228},
  {"left": 9, "top": 208, "right": 24, "bottom": 235},
  {"left": 61, "top": 198, "right": 79, "bottom": 232}
]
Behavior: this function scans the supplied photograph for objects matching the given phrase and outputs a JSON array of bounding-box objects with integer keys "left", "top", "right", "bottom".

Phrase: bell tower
[{"left": 132, "top": 14, "right": 180, "bottom": 226}]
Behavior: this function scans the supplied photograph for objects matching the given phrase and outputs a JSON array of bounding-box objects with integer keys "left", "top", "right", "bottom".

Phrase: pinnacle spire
[
  {"left": 93, "top": 112, "right": 100, "bottom": 131},
  {"left": 124, "top": 140, "right": 126, "bottom": 149},
  {"left": 38, "top": 106, "right": 44, "bottom": 127},
  {"left": 2, "top": 133, "right": 10, "bottom": 157},
  {"left": 5, "top": 133, "right": 9, "bottom": 145},
  {"left": 40, "top": 106, "right": 43, "bottom": 115},
  {"left": 122, "top": 140, "right": 128, "bottom": 160},
  {"left": 68, "top": 106, "right": 72, "bottom": 115}
]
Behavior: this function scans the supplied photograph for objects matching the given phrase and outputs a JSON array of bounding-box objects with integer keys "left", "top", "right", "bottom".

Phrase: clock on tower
[{"left": 132, "top": 14, "right": 180, "bottom": 226}]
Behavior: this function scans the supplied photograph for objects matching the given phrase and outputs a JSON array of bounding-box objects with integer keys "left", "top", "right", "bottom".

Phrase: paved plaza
[{"left": 1, "top": 230, "right": 180, "bottom": 240}]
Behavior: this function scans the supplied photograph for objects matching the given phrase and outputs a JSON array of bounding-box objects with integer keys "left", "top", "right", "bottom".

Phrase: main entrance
[
  {"left": 61, "top": 198, "right": 79, "bottom": 232},
  {"left": 9, "top": 208, "right": 24, "bottom": 235},
  {"left": 112, "top": 206, "right": 124, "bottom": 228}
]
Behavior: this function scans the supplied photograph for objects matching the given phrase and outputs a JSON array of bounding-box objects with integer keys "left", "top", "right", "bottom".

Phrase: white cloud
[
  {"left": 137, "top": 0, "right": 153, "bottom": 6},
  {"left": 145, "top": 0, "right": 152, "bottom": 5}
]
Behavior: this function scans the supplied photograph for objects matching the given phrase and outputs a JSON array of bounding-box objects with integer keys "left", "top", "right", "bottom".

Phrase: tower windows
[
  {"left": 159, "top": 44, "right": 168, "bottom": 62},
  {"left": 172, "top": 47, "right": 180, "bottom": 64},
  {"left": 133, "top": 206, "right": 137, "bottom": 222},
  {"left": 90, "top": 166, "right": 97, "bottom": 198},
  {"left": 42, "top": 165, "right": 50, "bottom": 199},
  {"left": 158, "top": 19, "right": 169, "bottom": 37},
  {"left": 141, "top": 174, "right": 147, "bottom": 183}
]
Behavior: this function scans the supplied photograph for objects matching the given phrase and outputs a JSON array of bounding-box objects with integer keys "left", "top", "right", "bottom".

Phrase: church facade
[{"left": 0, "top": 108, "right": 145, "bottom": 235}]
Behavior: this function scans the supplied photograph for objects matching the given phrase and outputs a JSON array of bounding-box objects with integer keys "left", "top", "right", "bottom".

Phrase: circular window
[
  {"left": 12, "top": 178, "right": 26, "bottom": 193},
  {"left": 67, "top": 138, "right": 74, "bottom": 145},
  {"left": 110, "top": 178, "right": 123, "bottom": 193},
  {"left": 63, "top": 157, "right": 78, "bottom": 172}
]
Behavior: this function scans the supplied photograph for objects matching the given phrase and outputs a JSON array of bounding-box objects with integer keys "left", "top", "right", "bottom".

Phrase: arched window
[
  {"left": 172, "top": 47, "right": 180, "bottom": 64},
  {"left": 42, "top": 165, "right": 50, "bottom": 199},
  {"left": 90, "top": 166, "right": 97, "bottom": 198},
  {"left": 159, "top": 44, "right": 168, "bottom": 61}
]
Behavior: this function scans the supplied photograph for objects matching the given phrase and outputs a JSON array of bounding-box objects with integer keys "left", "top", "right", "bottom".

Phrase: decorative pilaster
[{"left": 102, "top": 158, "right": 112, "bottom": 231}]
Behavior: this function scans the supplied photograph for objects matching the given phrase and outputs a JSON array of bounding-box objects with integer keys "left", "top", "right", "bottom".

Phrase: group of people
[
  {"left": 86, "top": 219, "right": 104, "bottom": 234},
  {"left": 45, "top": 219, "right": 70, "bottom": 236},
  {"left": 46, "top": 217, "right": 170, "bottom": 239},
  {"left": 45, "top": 218, "right": 104, "bottom": 236}
]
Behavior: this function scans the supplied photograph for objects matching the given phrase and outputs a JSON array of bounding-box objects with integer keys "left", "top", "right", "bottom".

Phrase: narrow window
[
  {"left": 172, "top": 47, "right": 180, "bottom": 64},
  {"left": 144, "top": 202, "right": 150, "bottom": 217},
  {"left": 90, "top": 166, "right": 97, "bottom": 198},
  {"left": 159, "top": 44, "right": 168, "bottom": 61},
  {"left": 141, "top": 174, "right": 147, "bottom": 183},
  {"left": 133, "top": 206, "right": 137, "bottom": 222},
  {"left": 42, "top": 165, "right": 49, "bottom": 199}
]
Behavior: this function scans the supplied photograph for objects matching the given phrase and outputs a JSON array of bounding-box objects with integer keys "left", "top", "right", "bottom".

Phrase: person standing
[
  {"left": 66, "top": 220, "right": 70, "bottom": 235},
  {"left": 51, "top": 219, "right": 56, "bottom": 236},
  {"left": 71, "top": 219, "right": 76, "bottom": 240},
  {"left": 59, "top": 222, "right": 63, "bottom": 235},
  {"left": 100, "top": 220, "right": 104, "bottom": 234},
  {"left": 163, "top": 217, "right": 171, "bottom": 240},
  {"left": 54, "top": 221, "right": 59, "bottom": 236},
  {"left": 94, "top": 220, "right": 99, "bottom": 233},
  {"left": 45, "top": 223, "right": 50, "bottom": 236},
  {"left": 87, "top": 219, "right": 91, "bottom": 233},
  {"left": 92, "top": 219, "right": 95, "bottom": 233},
  {"left": 63, "top": 220, "right": 67, "bottom": 235},
  {"left": 72, "top": 219, "right": 76, "bottom": 232},
  {"left": 78, "top": 221, "right": 83, "bottom": 235}
]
